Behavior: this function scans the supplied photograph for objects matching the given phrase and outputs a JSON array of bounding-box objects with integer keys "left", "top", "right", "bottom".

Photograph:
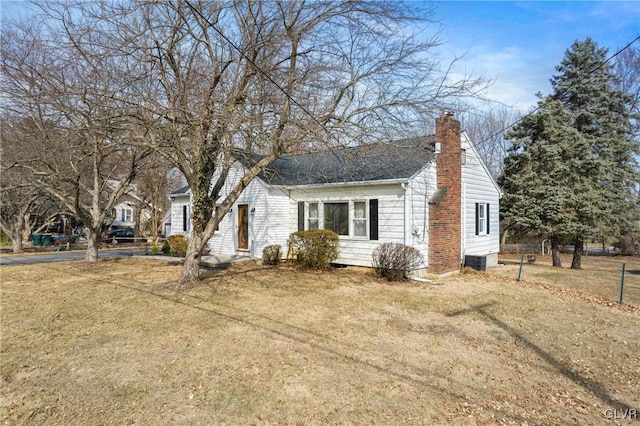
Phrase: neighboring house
[
  {"left": 106, "top": 190, "right": 154, "bottom": 234},
  {"left": 168, "top": 112, "right": 502, "bottom": 274},
  {"left": 109, "top": 197, "right": 137, "bottom": 229}
]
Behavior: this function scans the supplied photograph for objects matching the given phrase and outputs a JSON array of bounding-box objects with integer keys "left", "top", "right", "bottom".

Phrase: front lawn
[{"left": 1, "top": 258, "right": 638, "bottom": 424}]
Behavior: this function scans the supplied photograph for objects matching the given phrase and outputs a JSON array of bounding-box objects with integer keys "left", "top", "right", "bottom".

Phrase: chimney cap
[{"left": 441, "top": 108, "right": 455, "bottom": 117}]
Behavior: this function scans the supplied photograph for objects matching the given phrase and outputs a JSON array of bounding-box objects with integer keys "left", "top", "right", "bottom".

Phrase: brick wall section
[{"left": 429, "top": 112, "right": 462, "bottom": 274}]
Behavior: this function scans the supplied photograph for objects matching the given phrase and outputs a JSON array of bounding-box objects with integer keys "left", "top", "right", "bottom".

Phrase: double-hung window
[
  {"left": 123, "top": 208, "right": 133, "bottom": 223},
  {"left": 475, "top": 203, "right": 490, "bottom": 235},
  {"left": 308, "top": 202, "right": 319, "bottom": 230},
  {"left": 353, "top": 201, "right": 367, "bottom": 237}
]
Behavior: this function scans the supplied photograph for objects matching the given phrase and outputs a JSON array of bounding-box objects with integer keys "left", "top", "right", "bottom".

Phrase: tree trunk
[
  {"left": 500, "top": 227, "right": 509, "bottom": 253},
  {"left": 10, "top": 230, "right": 24, "bottom": 253},
  {"left": 551, "top": 236, "right": 562, "bottom": 267},
  {"left": 85, "top": 231, "right": 99, "bottom": 262},
  {"left": 178, "top": 231, "right": 205, "bottom": 287},
  {"left": 571, "top": 237, "right": 583, "bottom": 269}
]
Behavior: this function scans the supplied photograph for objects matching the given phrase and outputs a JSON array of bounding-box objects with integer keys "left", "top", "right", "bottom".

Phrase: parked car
[{"left": 103, "top": 229, "right": 135, "bottom": 243}]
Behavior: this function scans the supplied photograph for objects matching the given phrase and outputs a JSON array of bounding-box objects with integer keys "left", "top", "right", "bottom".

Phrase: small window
[
  {"left": 353, "top": 201, "right": 367, "bottom": 237},
  {"left": 475, "top": 203, "right": 490, "bottom": 235},
  {"left": 308, "top": 202, "right": 319, "bottom": 230},
  {"left": 124, "top": 208, "right": 132, "bottom": 223},
  {"left": 461, "top": 149, "right": 467, "bottom": 165},
  {"left": 324, "top": 202, "right": 348, "bottom": 236}
]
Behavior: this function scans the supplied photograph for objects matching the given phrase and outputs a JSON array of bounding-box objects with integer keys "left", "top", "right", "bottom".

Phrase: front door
[{"left": 237, "top": 204, "right": 249, "bottom": 250}]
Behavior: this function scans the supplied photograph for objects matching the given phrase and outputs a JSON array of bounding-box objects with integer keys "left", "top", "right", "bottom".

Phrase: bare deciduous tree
[
  {"left": 4, "top": 1, "right": 487, "bottom": 284},
  {"left": 458, "top": 104, "right": 523, "bottom": 179},
  {"left": 1, "top": 10, "right": 151, "bottom": 261}
]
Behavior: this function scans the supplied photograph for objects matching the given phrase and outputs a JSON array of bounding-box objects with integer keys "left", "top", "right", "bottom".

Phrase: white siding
[
  {"left": 206, "top": 164, "right": 271, "bottom": 258},
  {"left": 461, "top": 133, "right": 501, "bottom": 264},
  {"left": 407, "top": 164, "right": 437, "bottom": 268},
  {"left": 288, "top": 184, "right": 405, "bottom": 267},
  {"left": 265, "top": 187, "right": 291, "bottom": 254},
  {"left": 169, "top": 194, "right": 191, "bottom": 236}
]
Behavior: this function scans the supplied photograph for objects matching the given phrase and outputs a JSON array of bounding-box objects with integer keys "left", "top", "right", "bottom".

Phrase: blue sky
[
  {"left": 2, "top": 1, "right": 639, "bottom": 112},
  {"left": 433, "top": 1, "right": 640, "bottom": 111}
]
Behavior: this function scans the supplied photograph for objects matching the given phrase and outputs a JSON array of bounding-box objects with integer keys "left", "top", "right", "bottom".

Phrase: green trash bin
[
  {"left": 42, "top": 235, "right": 53, "bottom": 246},
  {"left": 32, "top": 234, "right": 42, "bottom": 245}
]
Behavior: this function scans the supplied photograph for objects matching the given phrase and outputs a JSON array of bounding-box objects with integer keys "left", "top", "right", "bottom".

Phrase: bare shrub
[
  {"left": 372, "top": 242, "right": 423, "bottom": 281},
  {"left": 262, "top": 244, "right": 281, "bottom": 266}
]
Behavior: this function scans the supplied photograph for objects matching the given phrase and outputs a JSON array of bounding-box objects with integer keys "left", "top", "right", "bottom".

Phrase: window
[
  {"left": 475, "top": 203, "right": 490, "bottom": 235},
  {"left": 122, "top": 208, "right": 133, "bottom": 223},
  {"left": 324, "top": 202, "right": 349, "bottom": 236},
  {"left": 298, "top": 199, "right": 378, "bottom": 239},
  {"left": 308, "top": 202, "right": 319, "bottom": 230},
  {"left": 353, "top": 201, "right": 366, "bottom": 237}
]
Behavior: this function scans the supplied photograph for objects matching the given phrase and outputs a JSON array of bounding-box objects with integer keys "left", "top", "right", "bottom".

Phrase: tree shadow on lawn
[
  {"left": 447, "top": 301, "right": 635, "bottom": 412},
  {"left": 32, "top": 260, "right": 630, "bottom": 420}
]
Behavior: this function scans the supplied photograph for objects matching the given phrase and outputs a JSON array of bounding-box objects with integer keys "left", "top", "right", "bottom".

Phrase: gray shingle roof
[
  {"left": 168, "top": 185, "right": 190, "bottom": 196},
  {"left": 169, "top": 137, "right": 436, "bottom": 194},
  {"left": 242, "top": 136, "right": 436, "bottom": 186}
]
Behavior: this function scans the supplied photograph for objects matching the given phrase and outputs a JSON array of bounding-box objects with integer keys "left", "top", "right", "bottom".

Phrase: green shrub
[
  {"left": 166, "top": 235, "right": 188, "bottom": 257},
  {"left": 262, "top": 244, "right": 282, "bottom": 266},
  {"left": 161, "top": 240, "right": 171, "bottom": 254},
  {"left": 151, "top": 244, "right": 161, "bottom": 255},
  {"left": 287, "top": 230, "right": 339, "bottom": 269},
  {"left": 372, "top": 242, "right": 423, "bottom": 281}
]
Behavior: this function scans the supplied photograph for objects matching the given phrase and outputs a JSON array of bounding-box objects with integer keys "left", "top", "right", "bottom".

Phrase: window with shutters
[{"left": 297, "top": 199, "right": 378, "bottom": 239}]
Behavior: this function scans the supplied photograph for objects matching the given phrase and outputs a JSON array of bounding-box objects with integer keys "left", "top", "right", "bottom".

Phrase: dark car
[{"left": 103, "top": 229, "right": 135, "bottom": 243}]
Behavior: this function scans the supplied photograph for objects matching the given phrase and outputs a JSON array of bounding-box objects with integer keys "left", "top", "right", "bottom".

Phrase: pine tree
[
  {"left": 502, "top": 39, "right": 639, "bottom": 268},
  {"left": 501, "top": 98, "right": 602, "bottom": 267},
  {"left": 551, "top": 38, "right": 639, "bottom": 266}
]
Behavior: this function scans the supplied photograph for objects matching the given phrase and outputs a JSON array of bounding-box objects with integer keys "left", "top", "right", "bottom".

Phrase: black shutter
[
  {"left": 369, "top": 199, "right": 378, "bottom": 240},
  {"left": 183, "top": 205, "right": 188, "bottom": 231},
  {"left": 298, "top": 202, "right": 305, "bottom": 231},
  {"left": 486, "top": 203, "right": 490, "bottom": 235},
  {"left": 475, "top": 203, "right": 479, "bottom": 236}
]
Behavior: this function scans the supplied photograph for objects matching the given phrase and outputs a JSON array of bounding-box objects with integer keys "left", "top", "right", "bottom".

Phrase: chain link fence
[{"left": 497, "top": 250, "right": 640, "bottom": 308}]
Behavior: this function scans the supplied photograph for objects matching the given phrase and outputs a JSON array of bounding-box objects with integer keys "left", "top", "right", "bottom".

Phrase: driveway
[{"left": 0, "top": 250, "right": 254, "bottom": 267}]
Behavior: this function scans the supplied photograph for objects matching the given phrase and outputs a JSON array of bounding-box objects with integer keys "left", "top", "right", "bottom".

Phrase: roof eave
[{"left": 272, "top": 177, "right": 409, "bottom": 190}]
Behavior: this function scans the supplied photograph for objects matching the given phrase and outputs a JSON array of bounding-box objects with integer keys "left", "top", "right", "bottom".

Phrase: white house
[{"left": 168, "top": 112, "right": 501, "bottom": 274}]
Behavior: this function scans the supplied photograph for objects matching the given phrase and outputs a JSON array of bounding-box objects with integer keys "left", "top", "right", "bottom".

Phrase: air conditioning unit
[{"left": 464, "top": 255, "right": 487, "bottom": 271}]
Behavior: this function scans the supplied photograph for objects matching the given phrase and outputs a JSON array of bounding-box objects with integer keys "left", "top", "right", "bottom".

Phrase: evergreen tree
[
  {"left": 551, "top": 39, "right": 639, "bottom": 265},
  {"left": 501, "top": 98, "right": 602, "bottom": 267},
  {"left": 501, "top": 39, "right": 639, "bottom": 268}
]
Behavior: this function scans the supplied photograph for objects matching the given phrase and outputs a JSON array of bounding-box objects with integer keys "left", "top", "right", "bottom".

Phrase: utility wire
[
  {"left": 186, "top": 0, "right": 638, "bottom": 154},
  {"left": 183, "top": 0, "right": 328, "bottom": 133},
  {"left": 472, "top": 35, "right": 640, "bottom": 151}
]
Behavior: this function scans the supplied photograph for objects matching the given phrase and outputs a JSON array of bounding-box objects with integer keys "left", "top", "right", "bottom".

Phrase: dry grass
[
  {"left": 495, "top": 253, "right": 640, "bottom": 307},
  {"left": 1, "top": 257, "right": 639, "bottom": 425}
]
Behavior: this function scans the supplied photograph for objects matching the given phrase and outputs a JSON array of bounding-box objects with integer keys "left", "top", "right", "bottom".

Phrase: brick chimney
[{"left": 428, "top": 111, "right": 462, "bottom": 274}]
